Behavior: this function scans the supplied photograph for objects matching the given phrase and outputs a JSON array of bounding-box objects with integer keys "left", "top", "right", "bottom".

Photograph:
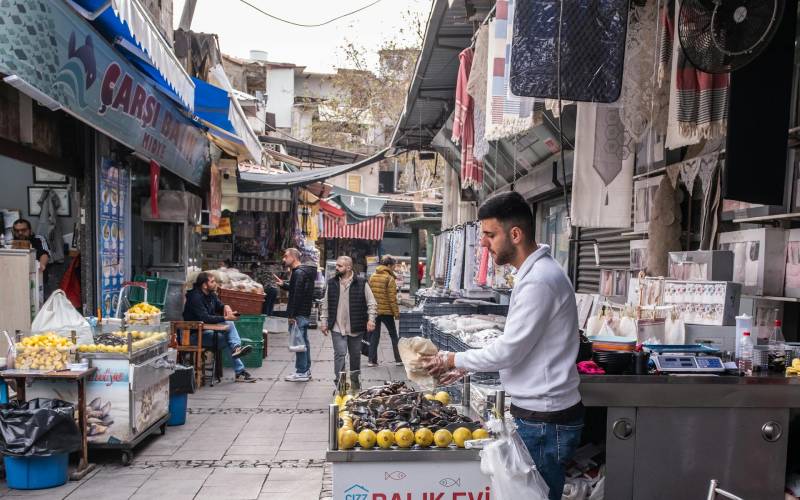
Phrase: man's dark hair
[
  {"left": 477, "top": 191, "right": 535, "bottom": 242},
  {"left": 193, "top": 272, "right": 213, "bottom": 289},
  {"left": 380, "top": 255, "right": 396, "bottom": 266},
  {"left": 12, "top": 219, "right": 31, "bottom": 230}
]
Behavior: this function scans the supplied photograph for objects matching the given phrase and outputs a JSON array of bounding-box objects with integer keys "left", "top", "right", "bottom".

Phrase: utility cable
[{"left": 239, "top": 0, "right": 383, "bottom": 28}]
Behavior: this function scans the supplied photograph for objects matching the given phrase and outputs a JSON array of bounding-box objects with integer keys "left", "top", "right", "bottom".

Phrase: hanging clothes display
[
  {"left": 571, "top": 103, "right": 634, "bottom": 228},
  {"left": 467, "top": 24, "right": 491, "bottom": 161},
  {"left": 36, "top": 188, "right": 65, "bottom": 264},
  {"left": 448, "top": 226, "right": 466, "bottom": 292},
  {"left": 485, "top": 11, "right": 539, "bottom": 141},
  {"left": 452, "top": 48, "right": 483, "bottom": 189},
  {"left": 660, "top": 1, "right": 729, "bottom": 149}
]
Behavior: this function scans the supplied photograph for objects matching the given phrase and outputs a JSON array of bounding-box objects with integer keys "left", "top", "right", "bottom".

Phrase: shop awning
[
  {"left": 321, "top": 212, "right": 385, "bottom": 241},
  {"left": 260, "top": 136, "right": 364, "bottom": 166},
  {"left": 237, "top": 148, "right": 390, "bottom": 190},
  {"left": 329, "top": 186, "right": 388, "bottom": 223},
  {"left": 67, "top": 0, "right": 195, "bottom": 111},
  {"left": 221, "top": 175, "right": 292, "bottom": 212}
]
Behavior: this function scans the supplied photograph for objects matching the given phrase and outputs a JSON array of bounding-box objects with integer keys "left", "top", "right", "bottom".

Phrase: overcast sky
[{"left": 173, "top": 0, "right": 433, "bottom": 73}]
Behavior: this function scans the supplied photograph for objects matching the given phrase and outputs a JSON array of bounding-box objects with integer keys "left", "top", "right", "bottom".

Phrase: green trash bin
[
  {"left": 234, "top": 315, "right": 266, "bottom": 342},
  {"left": 222, "top": 339, "right": 264, "bottom": 369}
]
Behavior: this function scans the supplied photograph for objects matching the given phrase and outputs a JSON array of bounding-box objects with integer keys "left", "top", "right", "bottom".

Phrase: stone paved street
[{"left": 0, "top": 326, "right": 407, "bottom": 499}]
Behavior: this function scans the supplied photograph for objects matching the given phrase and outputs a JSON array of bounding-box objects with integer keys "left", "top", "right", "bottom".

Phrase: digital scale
[{"left": 651, "top": 354, "right": 726, "bottom": 373}]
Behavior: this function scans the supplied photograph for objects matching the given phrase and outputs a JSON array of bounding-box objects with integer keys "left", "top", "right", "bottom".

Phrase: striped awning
[
  {"left": 321, "top": 212, "right": 385, "bottom": 241},
  {"left": 238, "top": 197, "right": 291, "bottom": 212}
]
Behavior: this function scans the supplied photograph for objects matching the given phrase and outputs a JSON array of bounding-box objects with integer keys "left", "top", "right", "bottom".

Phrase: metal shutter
[{"left": 575, "top": 227, "right": 633, "bottom": 293}]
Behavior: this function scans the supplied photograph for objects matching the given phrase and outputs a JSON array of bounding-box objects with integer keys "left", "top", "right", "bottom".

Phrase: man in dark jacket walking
[
  {"left": 320, "top": 256, "right": 377, "bottom": 391},
  {"left": 274, "top": 248, "right": 317, "bottom": 382},
  {"left": 183, "top": 272, "right": 255, "bottom": 382}
]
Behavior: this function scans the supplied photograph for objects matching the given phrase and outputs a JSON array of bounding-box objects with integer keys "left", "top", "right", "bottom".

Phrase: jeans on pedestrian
[
  {"left": 514, "top": 416, "right": 584, "bottom": 500},
  {"left": 293, "top": 316, "right": 311, "bottom": 374},
  {"left": 332, "top": 331, "right": 363, "bottom": 391},
  {"left": 368, "top": 315, "right": 401, "bottom": 364},
  {"left": 202, "top": 320, "right": 244, "bottom": 374}
]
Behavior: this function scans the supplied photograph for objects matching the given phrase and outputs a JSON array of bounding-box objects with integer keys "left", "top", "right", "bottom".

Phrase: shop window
[
  {"left": 538, "top": 199, "right": 569, "bottom": 269},
  {"left": 347, "top": 174, "right": 362, "bottom": 193}
]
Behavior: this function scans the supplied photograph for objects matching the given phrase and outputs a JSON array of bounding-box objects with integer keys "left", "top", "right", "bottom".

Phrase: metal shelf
[
  {"left": 742, "top": 295, "right": 800, "bottom": 303},
  {"left": 732, "top": 212, "right": 800, "bottom": 224}
]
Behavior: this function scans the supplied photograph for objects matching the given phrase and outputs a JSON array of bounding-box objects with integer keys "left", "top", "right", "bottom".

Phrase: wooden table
[{"left": 0, "top": 368, "right": 98, "bottom": 480}]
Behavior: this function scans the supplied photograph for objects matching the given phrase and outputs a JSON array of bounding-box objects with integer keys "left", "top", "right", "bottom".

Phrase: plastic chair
[{"left": 128, "top": 275, "right": 169, "bottom": 310}]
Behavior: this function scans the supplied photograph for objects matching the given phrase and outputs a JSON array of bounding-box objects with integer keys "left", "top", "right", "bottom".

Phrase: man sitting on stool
[{"left": 183, "top": 272, "right": 256, "bottom": 383}]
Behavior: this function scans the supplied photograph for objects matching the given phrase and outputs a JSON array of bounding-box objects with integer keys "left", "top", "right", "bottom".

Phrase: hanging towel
[
  {"left": 571, "top": 103, "right": 634, "bottom": 228},
  {"left": 476, "top": 247, "right": 489, "bottom": 286},
  {"left": 468, "top": 25, "right": 491, "bottom": 161},
  {"left": 619, "top": 0, "right": 660, "bottom": 142},
  {"left": 452, "top": 48, "right": 483, "bottom": 189},
  {"left": 662, "top": 1, "right": 729, "bottom": 149},
  {"left": 36, "top": 188, "right": 65, "bottom": 263},
  {"left": 485, "top": 7, "right": 540, "bottom": 141}
]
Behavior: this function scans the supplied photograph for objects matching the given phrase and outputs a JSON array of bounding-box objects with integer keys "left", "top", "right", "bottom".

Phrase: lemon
[
  {"left": 434, "top": 391, "right": 451, "bottom": 405},
  {"left": 334, "top": 395, "right": 343, "bottom": 407},
  {"left": 377, "top": 429, "right": 394, "bottom": 449},
  {"left": 472, "top": 428, "right": 490, "bottom": 440},
  {"left": 453, "top": 427, "right": 472, "bottom": 448},
  {"left": 339, "top": 429, "right": 358, "bottom": 450},
  {"left": 358, "top": 429, "right": 377, "bottom": 449},
  {"left": 414, "top": 427, "right": 434, "bottom": 448},
  {"left": 395, "top": 428, "right": 414, "bottom": 449},
  {"left": 424, "top": 394, "right": 435, "bottom": 401},
  {"left": 434, "top": 429, "right": 453, "bottom": 448}
]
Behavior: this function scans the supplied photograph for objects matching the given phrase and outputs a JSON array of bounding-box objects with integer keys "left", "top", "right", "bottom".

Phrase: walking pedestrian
[
  {"left": 367, "top": 255, "right": 402, "bottom": 367},
  {"left": 421, "top": 191, "right": 583, "bottom": 500},
  {"left": 275, "top": 248, "right": 317, "bottom": 382},
  {"left": 320, "top": 256, "right": 377, "bottom": 391}
]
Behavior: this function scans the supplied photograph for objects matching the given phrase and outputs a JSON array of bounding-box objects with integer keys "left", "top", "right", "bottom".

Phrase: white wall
[
  {"left": 329, "top": 164, "right": 379, "bottom": 195},
  {"left": 291, "top": 106, "right": 315, "bottom": 142},
  {"left": 266, "top": 68, "right": 295, "bottom": 129}
]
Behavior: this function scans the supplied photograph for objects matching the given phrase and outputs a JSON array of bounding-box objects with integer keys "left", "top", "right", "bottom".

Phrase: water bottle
[
  {"left": 767, "top": 320, "right": 787, "bottom": 372},
  {"left": 738, "top": 331, "right": 754, "bottom": 376}
]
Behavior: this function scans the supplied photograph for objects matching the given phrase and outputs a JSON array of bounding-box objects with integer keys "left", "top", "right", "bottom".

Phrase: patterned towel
[
  {"left": 485, "top": 1, "right": 540, "bottom": 141},
  {"left": 452, "top": 48, "right": 483, "bottom": 189}
]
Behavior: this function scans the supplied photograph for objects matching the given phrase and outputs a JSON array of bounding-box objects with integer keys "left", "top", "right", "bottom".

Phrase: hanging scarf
[
  {"left": 467, "top": 25, "right": 491, "bottom": 161},
  {"left": 452, "top": 48, "right": 483, "bottom": 189},
  {"left": 619, "top": 0, "right": 660, "bottom": 141}
]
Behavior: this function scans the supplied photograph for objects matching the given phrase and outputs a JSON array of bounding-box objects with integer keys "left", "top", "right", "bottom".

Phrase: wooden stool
[{"left": 170, "top": 321, "right": 204, "bottom": 388}]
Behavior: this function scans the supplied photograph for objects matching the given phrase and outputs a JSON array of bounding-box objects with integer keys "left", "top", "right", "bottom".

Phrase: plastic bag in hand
[
  {"left": 479, "top": 416, "right": 549, "bottom": 500},
  {"left": 30, "top": 290, "right": 93, "bottom": 345},
  {"left": 287, "top": 322, "right": 307, "bottom": 353}
]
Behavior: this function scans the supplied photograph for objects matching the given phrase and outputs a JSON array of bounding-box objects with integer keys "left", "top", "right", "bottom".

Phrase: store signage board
[
  {"left": 0, "top": 1, "right": 209, "bottom": 185},
  {"left": 333, "top": 461, "right": 491, "bottom": 500}
]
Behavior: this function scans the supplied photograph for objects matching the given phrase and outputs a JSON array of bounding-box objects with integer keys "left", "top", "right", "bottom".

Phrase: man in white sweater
[{"left": 423, "top": 191, "right": 582, "bottom": 500}]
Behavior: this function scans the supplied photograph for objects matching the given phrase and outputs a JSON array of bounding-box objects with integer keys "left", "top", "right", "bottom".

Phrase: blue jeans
[
  {"left": 515, "top": 416, "right": 584, "bottom": 500},
  {"left": 293, "top": 316, "right": 311, "bottom": 374},
  {"left": 203, "top": 321, "right": 244, "bottom": 374}
]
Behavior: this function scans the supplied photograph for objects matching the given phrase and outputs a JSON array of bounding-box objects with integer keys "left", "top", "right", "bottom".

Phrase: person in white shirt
[{"left": 423, "top": 191, "right": 583, "bottom": 500}]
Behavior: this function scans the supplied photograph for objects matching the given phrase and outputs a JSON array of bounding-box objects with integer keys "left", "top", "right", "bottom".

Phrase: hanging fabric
[
  {"left": 647, "top": 176, "right": 682, "bottom": 276},
  {"left": 36, "top": 189, "right": 65, "bottom": 264},
  {"left": 699, "top": 161, "right": 722, "bottom": 250},
  {"left": 661, "top": 1, "right": 729, "bottom": 149},
  {"left": 697, "top": 152, "right": 720, "bottom": 195},
  {"left": 619, "top": 0, "right": 660, "bottom": 141},
  {"left": 467, "top": 25, "right": 490, "bottom": 161},
  {"left": 485, "top": 11, "right": 539, "bottom": 141},
  {"left": 571, "top": 103, "right": 634, "bottom": 228},
  {"left": 679, "top": 157, "right": 701, "bottom": 194},
  {"left": 452, "top": 48, "right": 483, "bottom": 189},
  {"left": 666, "top": 164, "right": 681, "bottom": 189}
]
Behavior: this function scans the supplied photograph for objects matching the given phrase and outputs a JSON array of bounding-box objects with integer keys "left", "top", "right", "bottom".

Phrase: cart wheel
[
  {"left": 121, "top": 450, "right": 133, "bottom": 466},
  {"left": 160, "top": 423, "right": 167, "bottom": 435}
]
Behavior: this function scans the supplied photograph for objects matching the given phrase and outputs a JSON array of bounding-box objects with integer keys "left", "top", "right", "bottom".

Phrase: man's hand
[
  {"left": 320, "top": 325, "right": 329, "bottom": 336},
  {"left": 288, "top": 317, "right": 296, "bottom": 325},
  {"left": 367, "top": 320, "right": 376, "bottom": 332},
  {"left": 272, "top": 273, "right": 284, "bottom": 286},
  {"left": 439, "top": 368, "right": 468, "bottom": 385},
  {"left": 224, "top": 311, "right": 238, "bottom": 321},
  {"left": 421, "top": 351, "right": 454, "bottom": 376},
  {"left": 223, "top": 305, "right": 233, "bottom": 316},
  {"left": 38, "top": 262, "right": 46, "bottom": 272}
]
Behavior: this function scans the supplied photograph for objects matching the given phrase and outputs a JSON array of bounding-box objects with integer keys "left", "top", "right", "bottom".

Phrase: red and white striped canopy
[{"left": 321, "top": 212, "right": 385, "bottom": 241}]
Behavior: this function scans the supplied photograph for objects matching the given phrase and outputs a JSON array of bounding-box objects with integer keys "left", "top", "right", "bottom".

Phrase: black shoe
[
  {"left": 231, "top": 345, "right": 253, "bottom": 359},
  {"left": 235, "top": 370, "right": 257, "bottom": 383}
]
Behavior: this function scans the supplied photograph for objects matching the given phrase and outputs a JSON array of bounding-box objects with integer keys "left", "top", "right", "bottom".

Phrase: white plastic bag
[
  {"left": 287, "top": 321, "right": 307, "bottom": 353},
  {"left": 30, "top": 290, "right": 93, "bottom": 345},
  {"left": 479, "top": 417, "right": 549, "bottom": 500}
]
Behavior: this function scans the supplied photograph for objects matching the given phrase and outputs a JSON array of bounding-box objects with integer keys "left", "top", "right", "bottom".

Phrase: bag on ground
[{"left": 0, "top": 399, "right": 81, "bottom": 456}]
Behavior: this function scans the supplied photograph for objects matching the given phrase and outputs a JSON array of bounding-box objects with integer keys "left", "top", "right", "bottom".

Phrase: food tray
[{"left": 643, "top": 344, "right": 720, "bottom": 354}]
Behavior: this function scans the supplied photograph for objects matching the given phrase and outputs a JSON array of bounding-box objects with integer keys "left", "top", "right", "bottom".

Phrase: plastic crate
[
  {"left": 399, "top": 311, "right": 425, "bottom": 338},
  {"left": 218, "top": 288, "right": 265, "bottom": 315},
  {"left": 477, "top": 304, "right": 509, "bottom": 315},
  {"left": 128, "top": 275, "right": 169, "bottom": 309},
  {"left": 234, "top": 315, "right": 266, "bottom": 341},
  {"left": 423, "top": 303, "right": 479, "bottom": 316},
  {"left": 222, "top": 339, "right": 264, "bottom": 368}
]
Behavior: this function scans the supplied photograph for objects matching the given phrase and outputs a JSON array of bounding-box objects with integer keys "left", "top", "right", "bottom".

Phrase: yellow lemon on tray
[
  {"left": 472, "top": 428, "right": 490, "bottom": 440},
  {"left": 434, "top": 391, "right": 451, "bottom": 405},
  {"left": 414, "top": 427, "right": 433, "bottom": 448},
  {"left": 376, "top": 429, "right": 394, "bottom": 449},
  {"left": 434, "top": 429, "right": 453, "bottom": 448},
  {"left": 394, "top": 428, "right": 414, "bottom": 449},
  {"left": 338, "top": 429, "right": 358, "bottom": 450},
  {"left": 358, "top": 429, "right": 377, "bottom": 449},
  {"left": 453, "top": 427, "right": 473, "bottom": 448}
]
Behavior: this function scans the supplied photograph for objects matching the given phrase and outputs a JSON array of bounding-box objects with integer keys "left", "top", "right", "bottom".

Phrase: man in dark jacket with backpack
[{"left": 274, "top": 248, "right": 317, "bottom": 382}]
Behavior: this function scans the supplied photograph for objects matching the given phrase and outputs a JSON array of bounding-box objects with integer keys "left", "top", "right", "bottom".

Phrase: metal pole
[
  {"left": 462, "top": 374, "right": 471, "bottom": 413},
  {"left": 178, "top": 0, "right": 198, "bottom": 31},
  {"left": 328, "top": 404, "right": 339, "bottom": 451},
  {"left": 496, "top": 390, "right": 506, "bottom": 418}
]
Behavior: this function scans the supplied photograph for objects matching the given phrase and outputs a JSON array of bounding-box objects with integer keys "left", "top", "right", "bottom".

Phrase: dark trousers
[
  {"left": 332, "top": 332, "right": 363, "bottom": 391},
  {"left": 368, "top": 315, "right": 401, "bottom": 364},
  {"left": 262, "top": 286, "right": 278, "bottom": 316}
]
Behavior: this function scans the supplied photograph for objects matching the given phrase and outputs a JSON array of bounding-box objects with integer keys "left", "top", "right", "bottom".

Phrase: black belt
[{"left": 510, "top": 401, "right": 585, "bottom": 425}]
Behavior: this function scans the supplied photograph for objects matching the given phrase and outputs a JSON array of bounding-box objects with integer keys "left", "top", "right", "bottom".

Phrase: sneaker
[
  {"left": 231, "top": 345, "right": 253, "bottom": 359},
  {"left": 285, "top": 372, "right": 311, "bottom": 382},
  {"left": 367, "top": 362, "right": 378, "bottom": 368},
  {"left": 395, "top": 361, "right": 404, "bottom": 367},
  {"left": 235, "top": 370, "right": 257, "bottom": 383}
]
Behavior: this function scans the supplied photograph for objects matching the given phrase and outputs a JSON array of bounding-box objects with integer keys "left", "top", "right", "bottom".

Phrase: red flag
[{"left": 150, "top": 160, "right": 160, "bottom": 218}]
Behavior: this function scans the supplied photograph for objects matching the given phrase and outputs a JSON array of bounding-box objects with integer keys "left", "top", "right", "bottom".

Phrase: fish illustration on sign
[
  {"left": 68, "top": 33, "right": 97, "bottom": 88},
  {"left": 54, "top": 32, "right": 97, "bottom": 108},
  {"left": 439, "top": 477, "right": 461, "bottom": 488},
  {"left": 384, "top": 471, "right": 407, "bottom": 481}
]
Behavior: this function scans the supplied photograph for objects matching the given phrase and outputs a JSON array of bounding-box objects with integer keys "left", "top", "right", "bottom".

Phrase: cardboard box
[
  {"left": 785, "top": 229, "right": 800, "bottom": 298},
  {"left": 668, "top": 250, "right": 734, "bottom": 282},
  {"left": 718, "top": 228, "right": 786, "bottom": 297}
]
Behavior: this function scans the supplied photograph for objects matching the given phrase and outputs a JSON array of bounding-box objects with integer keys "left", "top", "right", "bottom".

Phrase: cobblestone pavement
[{"left": 0, "top": 325, "right": 407, "bottom": 499}]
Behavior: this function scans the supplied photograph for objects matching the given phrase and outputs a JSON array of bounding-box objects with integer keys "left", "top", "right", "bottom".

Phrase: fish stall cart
[
  {"left": 24, "top": 320, "right": 173, "bottom": 465},
  {"left": 326, "top": 377, "right": 502, "bottom": 498}
]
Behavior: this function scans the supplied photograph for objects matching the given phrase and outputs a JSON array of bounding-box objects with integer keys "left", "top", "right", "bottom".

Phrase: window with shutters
[{"left": 347, "top": 174, "right": 362, "bottom": 193}]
